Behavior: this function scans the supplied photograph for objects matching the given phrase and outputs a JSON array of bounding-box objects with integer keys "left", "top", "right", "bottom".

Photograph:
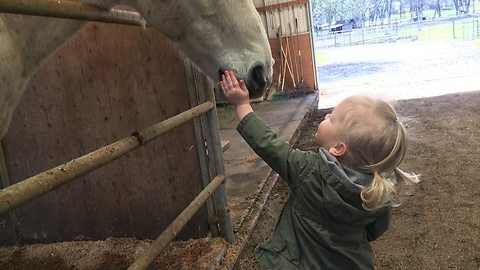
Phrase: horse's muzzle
[
  {"left": 217, "top": 64, "right": 271, "bottom": 100},
  {"left": 246, "top": 65, "right": 268, "bottom": 99}
]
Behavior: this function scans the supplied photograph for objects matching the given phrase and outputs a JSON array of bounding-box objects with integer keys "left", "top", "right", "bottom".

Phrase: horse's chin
[{"left": 246, "top": 83, "right": 267, "bottom": 99}]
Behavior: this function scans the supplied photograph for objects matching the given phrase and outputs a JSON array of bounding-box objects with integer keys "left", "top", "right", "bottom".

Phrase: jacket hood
[
  {"left": 318, "top": 148, "right": 372, "bottom": 194},
  {"left": 309, "top": 148, "right": 377, "bottom": 225}
]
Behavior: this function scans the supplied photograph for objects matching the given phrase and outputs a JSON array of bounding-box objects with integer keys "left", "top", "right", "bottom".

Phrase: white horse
[{"left": 0, "top": 0, "right": 274, "bottom": 139}]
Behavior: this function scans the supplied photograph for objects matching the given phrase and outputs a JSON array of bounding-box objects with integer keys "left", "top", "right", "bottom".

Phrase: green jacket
[{"left": 237, "top": 112, "right": 391, "bottom": 270}]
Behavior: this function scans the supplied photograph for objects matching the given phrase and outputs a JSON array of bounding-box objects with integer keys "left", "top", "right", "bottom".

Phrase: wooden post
[
  {"left": 0, "top": 143, "right": 23, "bottom": 244},
  {"left": 453, "top": 20, "right": 456, "bottom": 39},
  {"left": 201, "top": 78, "right": 234, "bottom": 243}
]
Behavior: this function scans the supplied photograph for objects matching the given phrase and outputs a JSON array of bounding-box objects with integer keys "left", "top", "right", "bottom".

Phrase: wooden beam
[{"left": 256, "top": 0, "right": 309, "bottom": 13}]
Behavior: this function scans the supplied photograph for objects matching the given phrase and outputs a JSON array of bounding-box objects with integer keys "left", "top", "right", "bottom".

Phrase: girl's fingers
[
  {"left": 221, "top": 72, "right": 231, "bottom": 89},
  {"left": 221, "top": 70, "right": 246, "bottom": 96},
  {"left": 220, "top": 75, "right": 227, "bottom": 91},
  {"left": 227, "top": 71, "right": 238, "bottom": 86},
  {"left": 225, "top": 71, "right": 233, "bottom": 85},
  {"left": 239, "top": 80, "right": 248, "bottom": 93}
]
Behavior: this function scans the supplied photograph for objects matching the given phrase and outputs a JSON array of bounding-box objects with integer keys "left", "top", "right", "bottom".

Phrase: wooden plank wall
[
  {"left": 268, "top": 33, "right": 316, "bottom": 92},
  {"left": 255, "top": 0, "right": 318, "bottom": 91},
  {"left": 0, "top": 22, "right": 208, "bottom": 244}
]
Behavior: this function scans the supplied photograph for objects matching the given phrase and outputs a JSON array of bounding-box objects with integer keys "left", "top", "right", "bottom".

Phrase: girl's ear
[{"left": 328, "top": 142, "right": 347, "bottom": 157}]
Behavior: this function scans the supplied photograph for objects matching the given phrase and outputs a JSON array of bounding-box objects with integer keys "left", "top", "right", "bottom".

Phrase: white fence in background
[{"left": 314, "top": 16, "right": 480, "bottom": 49}]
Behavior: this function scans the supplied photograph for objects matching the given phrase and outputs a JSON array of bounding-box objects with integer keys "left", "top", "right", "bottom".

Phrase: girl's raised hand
[{"left": 220, "top": 70, "right": 250, "bottom": 107}]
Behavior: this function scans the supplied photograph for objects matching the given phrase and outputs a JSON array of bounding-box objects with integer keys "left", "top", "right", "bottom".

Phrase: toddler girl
[{"left": 220, "top": 70, "right": 419, "bottom": 269}]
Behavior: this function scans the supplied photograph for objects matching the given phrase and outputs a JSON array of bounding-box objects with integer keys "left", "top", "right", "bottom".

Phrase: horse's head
[{"left": 132, "top": 0, "right": 274, "bottom": 99}]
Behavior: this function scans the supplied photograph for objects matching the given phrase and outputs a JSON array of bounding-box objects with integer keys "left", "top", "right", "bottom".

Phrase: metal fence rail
[
  {"left": 0, "top": 0, "right": 146, "bottom": 26},
  {"left": 315, "top": 17, "right": 480, "bottom": 49},
  {"left": 314, "top": 24, "right": 401, "bottom": 48},
  {"left": 0, "top": 101, "right": 215, "bottom": 214},
  {"left": 129, "top": 173, "right": 226, "bottom": 270},
  {"left": 454, "top": 18, "right": 480, "bottom": 40}
]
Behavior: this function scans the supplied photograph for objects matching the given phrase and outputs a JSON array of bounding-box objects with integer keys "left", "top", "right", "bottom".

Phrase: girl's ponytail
[
  {"left": 393, "top": 167, "right": 420, "bottom": 203},
  {"left": 360, "top": 172, "right": 395, "bottom": 211},
  {"left": 361, "top": 168, "right": 419, "bottom": 211}
]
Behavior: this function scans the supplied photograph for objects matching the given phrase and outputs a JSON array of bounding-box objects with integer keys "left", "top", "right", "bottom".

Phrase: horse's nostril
[
  {"left": 251, "top": 65, "right": 266, "bottom": 89},
  {"left": 218, "top": 69, "right": 225, "bottom": 80},
  {"left": 246, "top": 65, "right": 268, "bottom": 99}
]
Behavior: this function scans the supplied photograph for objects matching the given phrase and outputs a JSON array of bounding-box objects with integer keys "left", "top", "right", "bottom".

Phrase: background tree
[{"left": 311, "top": 0, "right": 472, "bottom": 31}]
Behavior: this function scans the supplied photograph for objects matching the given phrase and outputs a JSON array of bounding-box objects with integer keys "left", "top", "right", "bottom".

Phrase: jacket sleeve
[
  {"left": 237, "top": 112, "right": 313, "bottom": 188},
  {"left": 365, "top": 206, "right": 392, "bottom": 241}
]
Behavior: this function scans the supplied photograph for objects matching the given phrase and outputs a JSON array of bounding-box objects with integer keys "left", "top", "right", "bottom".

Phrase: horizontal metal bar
[
  {"left": 128, "top": 173, "right": 226, "bottom": 270},
  {"left": 0, "top": 101, "right": 215, "bottom": 215},
  {"left": 0, "top": 0, "right": 147, "bottom": 26}
]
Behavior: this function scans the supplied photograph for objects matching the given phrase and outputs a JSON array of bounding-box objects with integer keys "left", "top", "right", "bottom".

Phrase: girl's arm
[
  {"left": 365, "top": 206, "right": 392, "bottom": 241},
  {"left": 221, "top": 71, "right": 312, "bottom": 187}
]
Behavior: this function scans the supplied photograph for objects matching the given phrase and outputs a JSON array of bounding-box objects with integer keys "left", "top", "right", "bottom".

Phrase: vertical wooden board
[
  {"left": 253, "top": 0, "right": 264, "bottom": 7},
  {"left": 260, "top": 1, "right": 317, "bottom": 91},
  {"left": 297, "top": 33, "right": 316, "bottom": 90},
  {"left": 264, "top": 0, "right": 290, "bottom": 6},
  {"left": 0, "top": 178, "right": 15, "bottom": 244},
  {"left": 0, "top": 147, "right": 15, "bottom": 244},
  {"left": 1, "top": 23, "right": 208, "bottom": 243},
  {"left": 0, "top": 217, "right": 14, "bottom": 244},
  {"left": 257, "top": 1, "right": 311, "bottom": 38},
  {"left": 294, "top": 3, "right": 310, "bottom": 34}
]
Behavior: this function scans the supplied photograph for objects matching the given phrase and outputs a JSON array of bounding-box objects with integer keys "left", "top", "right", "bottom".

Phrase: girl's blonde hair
[{"left": 334, "top": 96, "right": 419, "bottom": 211}]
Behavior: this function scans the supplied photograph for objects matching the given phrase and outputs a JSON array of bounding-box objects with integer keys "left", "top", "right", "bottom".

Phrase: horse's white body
[{"left": 0, "top": 0, "right": 273, "bottom": 139}]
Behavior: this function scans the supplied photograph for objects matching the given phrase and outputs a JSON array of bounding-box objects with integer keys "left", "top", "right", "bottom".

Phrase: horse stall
[{"left": 0, "top": 4, "right": 233, "bottom": 268}]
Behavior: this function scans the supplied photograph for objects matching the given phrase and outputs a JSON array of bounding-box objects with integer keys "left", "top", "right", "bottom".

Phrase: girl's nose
[{"left": 325, "top": 114, "right": 331, "bottom": 120}]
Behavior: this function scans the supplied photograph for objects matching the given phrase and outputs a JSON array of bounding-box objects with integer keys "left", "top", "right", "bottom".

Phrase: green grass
[
  {"left": 416, "top": 19, "right": 479, "bottom": 41},
  {"left": 315, "top": 50, "right": 327, "bottom": 64},
  {"left": 371, "top": 17, "right": 478, "bottom": 42},
  {"left": 414, "top": 24, "right": 456, "bottom": 41},
  {"left": 391, "top": 8, "right": 459, "bottom": 20},
  {"left": 423, "top": 8, "right": 458, "bottom": 18}
]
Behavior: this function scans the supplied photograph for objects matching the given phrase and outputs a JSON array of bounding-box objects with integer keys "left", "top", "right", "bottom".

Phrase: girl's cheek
[{"left": 317, "top": 123, "right": 323, "bottom": 135}]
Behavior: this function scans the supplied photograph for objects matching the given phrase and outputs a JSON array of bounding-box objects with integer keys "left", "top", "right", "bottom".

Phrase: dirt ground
[
  {"left": 1, "top": 40, "right": 480, "bottom": 269},
  {"left": 236, "top": 91, "right": 480, "bottom": 270}
]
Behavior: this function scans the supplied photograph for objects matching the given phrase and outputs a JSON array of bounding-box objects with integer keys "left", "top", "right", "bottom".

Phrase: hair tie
[{"left": 374, "top": 172, "right": 379, "bottom": 177}]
